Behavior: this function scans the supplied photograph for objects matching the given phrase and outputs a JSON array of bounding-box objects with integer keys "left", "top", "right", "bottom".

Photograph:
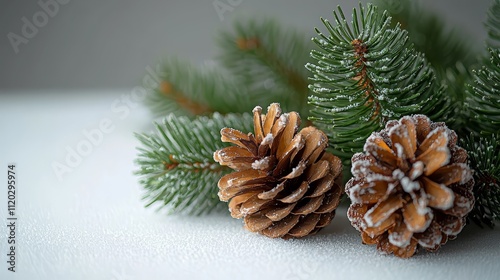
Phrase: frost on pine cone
[
  {"left": 214, "top": 103, "right": 343, "bottom": 239},
  {"left": 346, "top": 115, "right": 474, "bottom": 258}
]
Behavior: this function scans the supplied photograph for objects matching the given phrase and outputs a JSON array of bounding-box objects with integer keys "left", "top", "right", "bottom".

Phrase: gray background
[
  {"left": 0, "top": 0, "right": 491, "bottom": 90},
  {"left": 0, "top": 2, "right": 499, "bottom": 279}
]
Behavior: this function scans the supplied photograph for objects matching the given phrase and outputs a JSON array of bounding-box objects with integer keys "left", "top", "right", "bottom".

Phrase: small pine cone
[
  {"left": 214, "top": 103, "right": 343, "bottom": 239},
  {"left": 346, "top": 115, "right": 474, "bottom": 258}
]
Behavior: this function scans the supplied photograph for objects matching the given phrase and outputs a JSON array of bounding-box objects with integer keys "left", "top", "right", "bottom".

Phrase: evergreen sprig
[
  {"left": 467, "top": 0, "right": 500, "bottom": 137},
  {"left": 217, "top": 18, "right": 312, "bottom": 117},
  {"left": 307, "top": 3, "right": 448, "bottom": 163},
  {"left": 135, "top": 1, "right": 500, "bottom": 222},
  {"left": 143, "top": 58, "right": 252, "bottom": 118},
  {"left": 376, "top": 0, "right": 477, "bottom": 133},
  {"left": 462, "top": 134, "right": 500, "bottom": 227},
  {"left": 135, "top": 113, "right": 253, "bottom": 215},
  {"left": 467, "top": 0, "right": 500, "bottom": 136},
  {"left": 486, "top": 0, "right": 500, "bottom": 47},
  {"left": 467, "top": 48, "right": 500, "bottom": 135}
]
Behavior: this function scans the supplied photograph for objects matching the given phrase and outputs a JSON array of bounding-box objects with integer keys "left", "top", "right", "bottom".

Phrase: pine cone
[
  {"left": 346, "top": 115, "right": 474, "bottom": 258},
  {"left": 214, "top": 103, "right": 343, "bottom": 239}
]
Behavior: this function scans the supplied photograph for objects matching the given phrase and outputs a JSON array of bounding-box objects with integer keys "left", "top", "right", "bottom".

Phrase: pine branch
[
  {"left": 216, "top": 18, "right": 313, "bottom": 117},
  {"left": 462, "top": 133, "right": 500, "bottom": 228},
  {"left": 486, "top": 0, "right": 500, "bottom": 48},
  {"left": 307, "top": 3, "right": 448, "bottom": 164},
  {"left": 467, "top": 47, "right": 500, "bottom": 135},
  {"left": 376, "top": 0, "right": 477, "bottom": 134},
  {"left": 143, "top": 58, "right": 253, "bottom": 118},
  {"left": 135, "top": 113, "right": 254, "bottom": 215}
]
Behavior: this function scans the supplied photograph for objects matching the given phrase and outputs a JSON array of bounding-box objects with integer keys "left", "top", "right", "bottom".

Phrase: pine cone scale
[
  {"left": 252, "top": 107, "right": 265, "bottom": 142},
  {"left": 221, "top": 127, "right": 251, "bottom": 147},
  {"left": 421, "top": 177, "right": 454, "bottom": 209},
  {"left": 364, "top": 195, "right": 404, "bottom": 227},
  {"left": 257, "top": 181, "right": 286, "bottom": 200},
  {"left": 365, "top": 137, "right": 398, "bottom": 167},
  {"left": 299, "top": 127, "right": 328, "bottom": 162},
  {"left": 240, "top": 196, "right": 272, "bottom": 216},
  {"left": 349, "top": 179, "right": 389, "bottom": 204},
  {"left": 400, "top": 116, "right": 417, "bottom": 151},
  {"left": 306, "top": 174, "right": 334, "bottom": 198},
  {"left": 316, "top": 211, "right": 336, "bottom": 227},
  {"left": 278, "top": 181, "right": 308, "bottom": 203},
  {"left": 443, "top": 191, "right": 474, "bottom": 217},
  {"left": 214, "top": 145, "right": 255, "bottom": 163},
  {"left": 315, "top": 191, "right": 342, "bottom": 213},
  {"left": 430, "top": 164, "right": 470, "bottom": 186},
  {"left": 402, "top": 202, "right": 432, "bottom": 233},
  {"left": 364, "top": 213, "right": 397, "bottom": 238},
  {"left": 438, "top": 215, "right": 465, "bottom": 236},
  {"left": 416, "top": 148, "right": 450, "bottom": 176},
  {"left": 282, "top": 161, "right": 307, "bottom": 179},
  {"left": 287, "top": 214, "right": 321, "bottom": 237},
  {"left": 417, "top": 126, "right": 448, "bottom": 153},
  {"left": 413, "top": 220, "right": 442, "bottom": 249},
  {"left": 361, "top": 231, "right": 378, "bottom": 245},
  {"left": 244, "top": 213, "right": 274, "bottom": 232},
  {"left": 261, "top": 215, "right": 300, "bottom": 238},
  {"left": 265, "top": 203, "right": 297, "bottom": 221},
  {"left": 228, "top": 192, "right": 259, "bottom": 217},
  {"left": 388, "top": 218, "right": 413, "bottom": 247},
  {"left": 262, "top": 103, "right": 281, "bottom": 135},
  {"left": 292, "top": 195, "right": 325, "bottom": 215},
  {"left": 306, "top": 160, "right": 331, "bottom": 182},
  {"left": 390, "top": 124, "right": 416, "bottom": 161},
  {"left": 277, "top": 112, "right": 300, "bottom": 158},
  {"left": 378, "top": 236, "right": 418, "bottom": 259}
]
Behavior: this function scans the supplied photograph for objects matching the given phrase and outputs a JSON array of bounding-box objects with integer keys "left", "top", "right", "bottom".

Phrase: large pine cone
[
  {"left": 214, "top": 103, "right": 343, "bottom": 239},
  {"left": 346, "top": 115, "right": 474, "bottom": 258}
]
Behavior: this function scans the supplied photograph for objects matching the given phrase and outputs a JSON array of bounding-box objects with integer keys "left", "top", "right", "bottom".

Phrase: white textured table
[{"left": 1, "top": 91, "right": 499, "bottom": 280}]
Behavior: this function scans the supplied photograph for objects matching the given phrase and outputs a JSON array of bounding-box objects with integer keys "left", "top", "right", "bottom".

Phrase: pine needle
[{"left": 135, "top": 113, "right": 253, "bottom": 215}]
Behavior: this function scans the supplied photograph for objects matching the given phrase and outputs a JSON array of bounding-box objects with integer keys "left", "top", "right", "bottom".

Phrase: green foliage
[
  {"left": 217, "top": 18, "right": 313, "bottom": 117},
  {"left": 143, "top": 58, "right": 252, "bottom": 118},
  {"left": 463, "top": 0, "right": 500, "bottom": 227},
  {"left": 376, "top": 0, "right": 478, "bottom": 134},
  {"left": 466, "top": 0, "right": 500, "bottom": 136},
  {"left": 467, "top": 48, "right": 500, "bottom": 135},
  {"left": 307, "top": 3, "right": 448, "bottom": 163},
  {"left": 136, "top": 1, "right": 500, "bottom": 221},
  {"left": 462, "top": 133, "right": 500, "bottom": 227},
  {"left": 486, "top": 0, "right": 500, "bottom": 47},
  {"left": 135, "top": 113, "right": 253, "bottom": 215}
]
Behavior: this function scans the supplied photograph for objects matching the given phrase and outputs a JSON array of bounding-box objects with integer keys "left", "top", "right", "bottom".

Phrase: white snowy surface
[{"left": 0, "top": 91, "right": 499, "bottom": 280}]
